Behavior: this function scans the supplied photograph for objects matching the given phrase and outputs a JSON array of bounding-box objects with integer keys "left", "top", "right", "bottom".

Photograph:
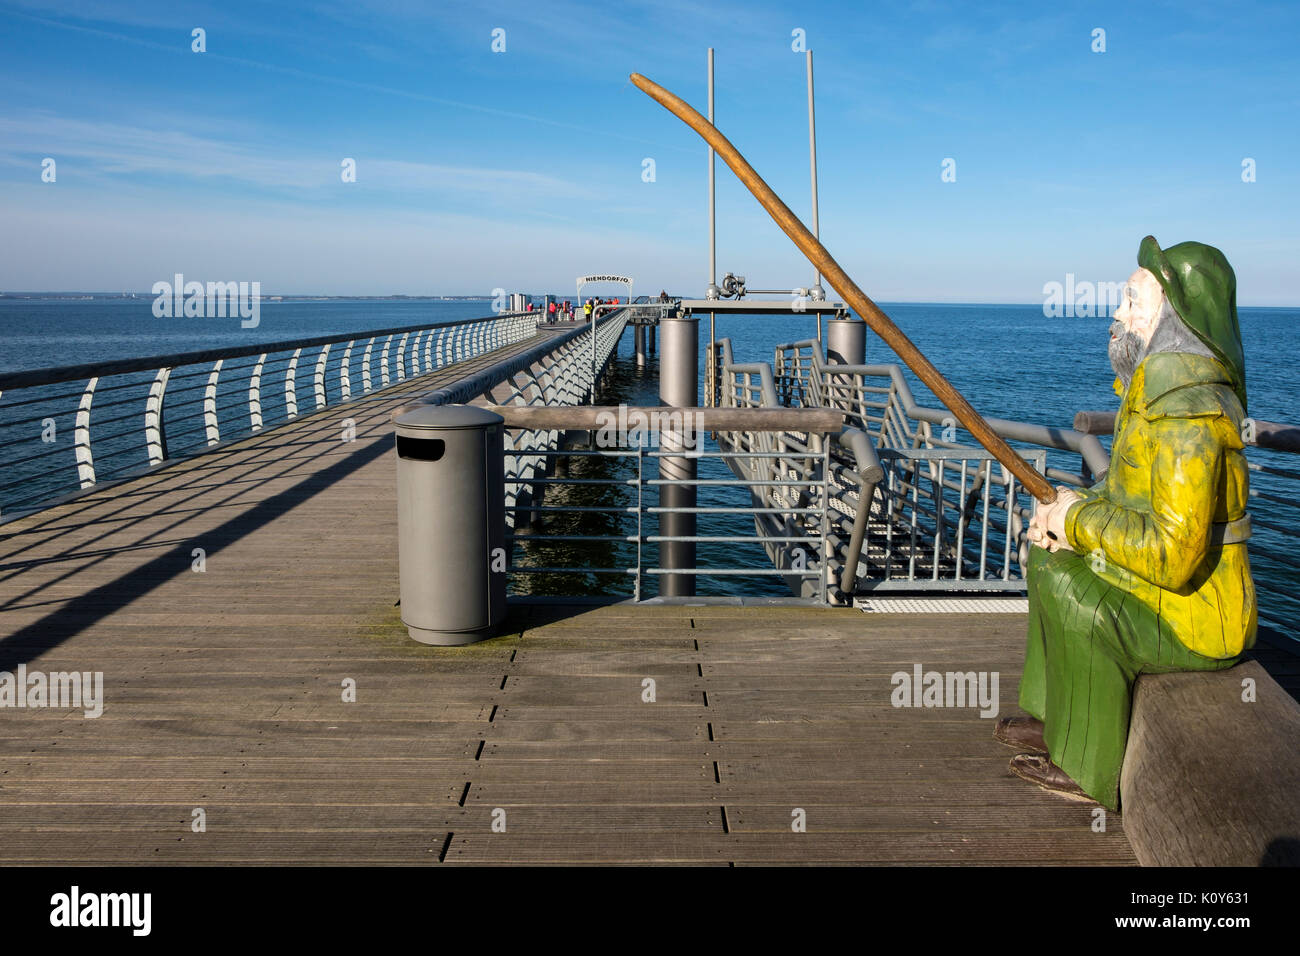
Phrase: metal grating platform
[{"left": 856, "top": 597, "right": 1030, "bottom": 614}]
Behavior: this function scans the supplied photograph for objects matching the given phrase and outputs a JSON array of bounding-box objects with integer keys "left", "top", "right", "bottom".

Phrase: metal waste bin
[{"left": 394, "top": 404, "right": 505, "bottom": 645}]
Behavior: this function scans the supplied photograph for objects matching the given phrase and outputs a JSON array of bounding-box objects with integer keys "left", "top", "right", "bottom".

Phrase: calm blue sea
[
  {"left": 0, "top": 299, "right": 495, "bottom": 374},
  {"left": 1, "top": 298, "right": 1296, "bottom": 612}
]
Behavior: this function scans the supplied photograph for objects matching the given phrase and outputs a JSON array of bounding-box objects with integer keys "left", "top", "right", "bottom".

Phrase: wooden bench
[{"left": 1120, "top": 660, "right": 1300, "bottom": 866}]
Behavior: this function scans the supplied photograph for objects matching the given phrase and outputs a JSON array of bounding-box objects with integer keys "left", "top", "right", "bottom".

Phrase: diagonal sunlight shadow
[
  {"left": 0, "top": 433, "right": 393, "bottom": 671},
  {"left": 0, "top": 413, "right": 379, "bottom": 609}
]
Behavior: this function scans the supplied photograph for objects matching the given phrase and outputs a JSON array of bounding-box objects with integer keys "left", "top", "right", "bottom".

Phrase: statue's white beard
[
  {"left": 1109, "top": 320, "right": 1144, "bottom": 386},
  {"left": 1108, "top": 299, "right": 1213, "bottom": 387}
]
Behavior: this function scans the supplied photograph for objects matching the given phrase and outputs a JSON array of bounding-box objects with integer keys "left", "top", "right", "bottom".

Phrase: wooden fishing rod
[{"left": 630, "top": 71, "right": 1057, "bottom": 504}]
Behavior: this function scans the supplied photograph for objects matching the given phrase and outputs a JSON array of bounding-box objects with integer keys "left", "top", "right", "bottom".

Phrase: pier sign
[{"left": 576, "top": 274, "right": 633, "bottom": 295}]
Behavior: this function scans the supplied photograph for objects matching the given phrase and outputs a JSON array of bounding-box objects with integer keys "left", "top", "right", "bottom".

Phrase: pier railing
[
  {"left": 773, "top": 338, "right": 1114, "bottom": 590},
  {"left": 387, "top": 310, "right": 629, "bottom": 534},
  {"left": 489, "top": 313, "right": 628, "bottom": 530},
  {"left": 0, "top": 311, "right": 539, "bottom": 519},
  {"left": 486, "top": 404, "right": 850, "bottom": 602},
  {"left": 708, "top": 343, "right": 874, "bottom": 599}
]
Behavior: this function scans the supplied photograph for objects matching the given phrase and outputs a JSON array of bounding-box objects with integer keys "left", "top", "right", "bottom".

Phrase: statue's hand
[{"left": 1029, "top": 487, "right": 1084, "bottom": 552}]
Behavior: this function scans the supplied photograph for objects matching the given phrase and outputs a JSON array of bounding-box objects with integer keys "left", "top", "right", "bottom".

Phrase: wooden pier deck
[{"left": 0, "top": 341, "right": 1140, "bottom": 865}]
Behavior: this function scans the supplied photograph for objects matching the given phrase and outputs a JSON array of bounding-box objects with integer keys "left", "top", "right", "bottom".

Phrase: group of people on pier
[
  {"left": 523, "top": 297, "right": 624, "bottom": 323},
  {"left": 525, "top": 296, "right": 626, "bottom": 323}
]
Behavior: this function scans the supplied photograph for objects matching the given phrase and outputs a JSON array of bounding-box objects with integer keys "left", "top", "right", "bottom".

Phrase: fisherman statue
[{"left": 1003, "top": 236, "right": 1255, "bottom": 809}]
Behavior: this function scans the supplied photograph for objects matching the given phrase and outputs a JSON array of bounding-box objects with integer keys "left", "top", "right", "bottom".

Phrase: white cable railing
[{"left": 0, "top": 311, "right": 539, "bottom": 520}]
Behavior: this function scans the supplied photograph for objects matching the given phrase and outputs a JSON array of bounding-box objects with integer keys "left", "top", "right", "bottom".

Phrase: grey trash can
[{"left": 394, "top": 405, "right": 506, "bottom": 645}]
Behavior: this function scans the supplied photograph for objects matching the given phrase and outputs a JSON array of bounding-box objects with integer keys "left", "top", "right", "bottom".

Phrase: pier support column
[
  {"left": 825, "top": 317, "right": 866, "bottom": 411},
  {"left": 659, "top": 314, "right": 698, "bottom": 597},
  {"left": 635, "top": 324, "right": 647, "bottom": 367},
  {"left": 648, "top": 323, "right": 656, "bottom": 354},
  {"left": 826, "top": 316, "right": 866, "bottom": 366}
]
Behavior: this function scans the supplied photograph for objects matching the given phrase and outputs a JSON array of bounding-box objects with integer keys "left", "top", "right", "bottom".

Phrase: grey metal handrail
[
  {"left": 775, "top": 337, "right": 1111, "bottom": 478},
  {"left": 833, "top": 426, "right": 884, "bottom": 593},
  {"left": 1074, "top": 409, "right": 1300, "bottom": 454}
]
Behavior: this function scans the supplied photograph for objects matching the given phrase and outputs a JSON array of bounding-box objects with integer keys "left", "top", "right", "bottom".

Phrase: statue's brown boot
[
  {"left": 1008, "top": 753, "right": 1096, "bottom": 803},
  {"left": 994, "top": 715, "right": 1046, "bottom": 753}
]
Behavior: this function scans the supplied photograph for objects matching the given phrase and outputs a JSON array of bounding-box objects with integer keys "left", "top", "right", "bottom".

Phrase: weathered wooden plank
[
  {"left": 442, "top": 831, "right": 1136, "bottom": 865},
  {"left": 712, "top": 716, "right": 1007, "bottom": 740},
  {"left": 496, "top": 676, "right": 704, "bottom": 707},
  {"left": 0, "top": 805, "right": 467, "bottom": 830},
  {"left": 491, "top": 706, "right": 710, "bottom": 724},
  {"left": 479, "top": 741, "right": 713, "bottom": 762},
  {"left": 439, "top": 805, "right": 720, "bottom": 831},
  {"left": 512, "top": 653, "right": 702, "bottom": 675},
  {"left": 463, "top": 759, "right": 716, "bottom": 783},
  {"left": 0, "top": 717, "right": 488, "bottom": 740},
  {"left": 1120, "top": 661, "right": 1300, "bottom": 866},
  {"left": 0, "top": 830, "right": 456, "bottom": 864},
  {"left": 483, "top": 719, "right": 709, "bottom": 743},
  {"left": 0, "top": 781, "right": 467, "bottom": 805},
  {"left": 719, "top": 755, "right": 1032, "bottom": 782},
  {"left": 462, "top": 781, "right": 722, "bottom": 806},
  {"left": 0, "top": 701, "right": 493, "bottom": 721},
  {"left": 0, "top": 756, "right": 480, "bottom": 780},
  {"left": 476, "top": 736, "right": 1011, "bottom": 762},
  {"left": 725, "top": 804, "right": 1114, "bottom": 832},
  {"left": 0, "top": 734, "right": 480, "bottom": 759}
]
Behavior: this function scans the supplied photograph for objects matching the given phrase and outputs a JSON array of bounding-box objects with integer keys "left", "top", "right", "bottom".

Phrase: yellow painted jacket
[{"left": 1064, "top": 352, "right": 1256, "bottom": 658}]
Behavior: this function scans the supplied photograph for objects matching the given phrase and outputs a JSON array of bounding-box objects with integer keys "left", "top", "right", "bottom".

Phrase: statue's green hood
[{"left": 1137, "top": 236, "right": 1247, "bottom": 411}]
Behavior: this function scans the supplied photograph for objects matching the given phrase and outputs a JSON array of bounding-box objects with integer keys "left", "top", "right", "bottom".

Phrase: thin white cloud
[{"left": 0, "top": 112, "right": 598, "bottom": 199}]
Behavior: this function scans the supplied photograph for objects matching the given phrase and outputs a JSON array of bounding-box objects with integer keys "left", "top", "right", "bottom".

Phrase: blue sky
[{"left": 0, "top": 0, "right": 1296, "bottom": 302}]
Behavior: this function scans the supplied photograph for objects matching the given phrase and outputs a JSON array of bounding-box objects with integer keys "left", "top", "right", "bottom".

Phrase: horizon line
[{"left": 2, "top": 292, "right": 1297, "bottom": 310}]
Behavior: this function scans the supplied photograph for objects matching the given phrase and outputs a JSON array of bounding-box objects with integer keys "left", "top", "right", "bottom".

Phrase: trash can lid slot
[{"left": 394, "top": 404, "right": 505, "bottom": 431}]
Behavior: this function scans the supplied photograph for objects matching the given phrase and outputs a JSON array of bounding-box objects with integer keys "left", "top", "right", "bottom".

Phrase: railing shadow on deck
[{"left": 0, "top": 426, "right": 394, "bottom": 672}]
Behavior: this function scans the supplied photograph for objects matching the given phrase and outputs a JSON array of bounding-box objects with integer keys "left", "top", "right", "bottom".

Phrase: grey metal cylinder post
[
  {"left": 825, "top": 317, "right": 866, "bottom": 413},
  {"left": 394, "top": 405, "right": 506, "bottom": 645},
  {"left": 826, "top": 316, "right": 866, "bottom": 366},
  {"left": 658, "top": 314, "right": 698, "bottom": 597},
  {"left": 635, "top": 323, "right": 646, "bottom": 367}
]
